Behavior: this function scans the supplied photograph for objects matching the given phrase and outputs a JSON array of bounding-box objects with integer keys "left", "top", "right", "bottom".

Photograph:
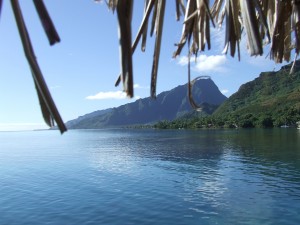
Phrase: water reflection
[
  {"left": 1, "top": 129, "right": 300, "bottom": 224},
  {"left": 87, "top": 128, "right": 300, "bottom": 224}
]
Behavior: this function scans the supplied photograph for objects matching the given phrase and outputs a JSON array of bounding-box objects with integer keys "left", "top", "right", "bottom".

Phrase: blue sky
[{"left": 0, "top": 1, "right": 289, "bottom": 131}]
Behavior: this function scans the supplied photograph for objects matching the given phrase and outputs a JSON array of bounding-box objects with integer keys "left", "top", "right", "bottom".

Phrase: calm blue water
[{"left": 0, "top": 128, "right": 300, "bottom": 225}]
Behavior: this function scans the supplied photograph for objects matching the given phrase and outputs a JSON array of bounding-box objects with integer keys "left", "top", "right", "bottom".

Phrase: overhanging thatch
[{"left": 2, "top": 0, "right": 300, "bottom": 133}]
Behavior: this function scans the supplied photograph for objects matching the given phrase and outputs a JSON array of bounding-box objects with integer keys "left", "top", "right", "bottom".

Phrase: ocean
[{"left": 0, "top": 128, "right": 300, "bottom": 224}]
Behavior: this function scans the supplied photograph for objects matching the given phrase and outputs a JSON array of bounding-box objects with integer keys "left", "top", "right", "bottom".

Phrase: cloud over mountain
[{"left": 178, "top": 54, "right": 227, "bottom": 73}]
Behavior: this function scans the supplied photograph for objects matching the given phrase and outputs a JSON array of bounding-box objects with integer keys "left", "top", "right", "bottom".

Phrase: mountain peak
[{"left": 66, "top": 78, "right": 227, "bottom": 129}]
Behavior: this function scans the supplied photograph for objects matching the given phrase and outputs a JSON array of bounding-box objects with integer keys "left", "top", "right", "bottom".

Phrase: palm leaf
[
  {"left": 11, "top": 0, "right": 66, "bottom": 134},
  {"left": 116, "top": 0, "right": 134, "bottom": 97},
  {"left": 150, "top": 0, "right": 166, "bottom": 98},
  {"left": 0, "top": 0, "right": 3, "bottom": 19},
  {"left": 240, "top": 0, "right": 263, "bottom": 56},
  {"left": 141, "top": 0, "right": 150, "bottom": 52},
  {"left": 175, "top": 0, "right": 185, "bottom": 21},
  {"left": 115, "top": 0, "right": 155, "bottom": 87},
  {"left": 32, "top": 0, "right": 60, "bottom": 46}
]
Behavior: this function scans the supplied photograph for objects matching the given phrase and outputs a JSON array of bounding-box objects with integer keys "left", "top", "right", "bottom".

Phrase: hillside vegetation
[{"left": 155, "top": 61, "right": 300, "bottom": 129}]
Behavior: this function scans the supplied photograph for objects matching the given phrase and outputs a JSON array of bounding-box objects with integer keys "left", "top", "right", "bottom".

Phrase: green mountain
[
  {"left": 213, "top": 61, "right": 300, "bottom": 127},
  {"left": 66, "top": 78, "right": 227, "bottom": 129}
]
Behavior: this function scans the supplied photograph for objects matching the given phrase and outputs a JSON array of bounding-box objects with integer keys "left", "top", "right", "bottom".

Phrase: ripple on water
[{"left": 0, "top": 129, "right": 300, "bottom": 224}]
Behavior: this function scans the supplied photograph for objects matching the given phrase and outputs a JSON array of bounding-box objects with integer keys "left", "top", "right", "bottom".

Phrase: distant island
[
  {"left": 65, "top": 77, "right": 227, "bottom": 129},
  {"left": 65, "top": 60, "right": 300, "bottom": 130}
]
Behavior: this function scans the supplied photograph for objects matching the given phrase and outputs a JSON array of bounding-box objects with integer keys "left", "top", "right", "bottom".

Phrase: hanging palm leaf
[
  {"left": 116, "top": 0, "right": 134, "bottom": 97},
  {"left": 10, "top": 0, "right": 66, "bottom": 134},
  {"left": 32, "top": 0, "right": 60, "bottom": 46},
  {"left": 150, "top": 0, "right": 166, "bottom": 98},
  {"left": 0, "top": 0, "right": 3, "bottom": 19}
]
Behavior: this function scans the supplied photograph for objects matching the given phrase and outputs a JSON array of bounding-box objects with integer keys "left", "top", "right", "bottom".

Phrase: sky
[{"left": 0, "top": 1, "right": 291, "bottom": 131}]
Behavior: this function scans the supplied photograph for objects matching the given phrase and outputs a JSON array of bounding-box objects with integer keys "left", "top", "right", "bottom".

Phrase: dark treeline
[{"left": 154, "top": 105, "right": 300, "bottom": 129}]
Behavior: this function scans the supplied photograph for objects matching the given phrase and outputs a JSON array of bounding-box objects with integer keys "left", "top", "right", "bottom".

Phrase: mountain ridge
[{"left": 66, "top": 78, "right": 227, "bottom": 129}]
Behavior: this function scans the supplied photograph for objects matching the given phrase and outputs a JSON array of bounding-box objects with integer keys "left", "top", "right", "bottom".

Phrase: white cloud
[
  {"left": 177, "top": 54, "right": 227, "bottom": 73},
  {"left": 177, "top": 55, "right": 191, "bottom": 66},
  {"left": 86, "top": 91, "right": 127, "bottom": 100},
  {"left": 86, "top": 84, "right": 148, "bottom": 100},
  {"left": 133, "top": 84, "right": 149, "bottom": 89},
  {"left": 195, "top": 55, "right": 227, "bottom": 72},
  {"left": 221, "top": 89, "right": 229, "bottom": 94},
  {"left": 86, "top": 90, "right": 142, "bottom": 100}
]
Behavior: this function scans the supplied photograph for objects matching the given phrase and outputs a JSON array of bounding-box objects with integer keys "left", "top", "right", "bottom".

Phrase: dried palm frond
[
  {"left": 33, "top": 0, "right": 60, "bottom": 45},
  {"left": 173, "top": 0, "right": 196, "bottom": 57},
  {"left": 115, "top": 0, "right": 155, "bottom": 87},
  {"left": 225, "top": 0, "right": 241, "bottom": 58},
  {"left": 0, "top": 0, "right": 3, "bottom": 19},
  {"left": 210, "top": 0, "right": 297, "bottom": 63},
  {"left": 175, "top": 0, "right": 185, "bottom": 21},
  {"left": 172, "top": 0, "right": 215, "bottom": 109},
  {"left": 211, "top": 0, "right": 225, "bottom": 26},
  {"left": 212, "top": 0, "right": 262, "bottom": 60},
  {"left": 116, "top": 0, "right": 134, "bottom": 97},
  {"left": 106, "top": 0, "right": 118, "bottom": 12},
  {"left": 10, "top": 0, "right": 66, "bottom": 133},
  {"left": 187, "top": 48, "right": 202, "bottom": 110},
  {"left": 292, "top": 0, "right": 300, "bottom": 55},
  {"left": 131, "top": 0, "right": 156, "bottom": 57},
  {"left": 196, "top": 0, "right": 214, "bottom": 51},
  {"left": 269, "top": 0, "right": 292, "bottom": 63},
  {"left": 150, "top": 0, "right": 166, "bottom": 98},
  {"left": 253, "top": 0, "right": 270, "bottom": 44},
  {"left": 240, "top": 0, "right": 263, "bottom": 56},
  {"left": 174, "top": 0, "right": 214, "bottom": 58},
  {"left": 141, "top": 0, "right": 150, "bottom": 52},
  {"left": 111, "top": 0, "right": 165, "bottom": 98}
]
